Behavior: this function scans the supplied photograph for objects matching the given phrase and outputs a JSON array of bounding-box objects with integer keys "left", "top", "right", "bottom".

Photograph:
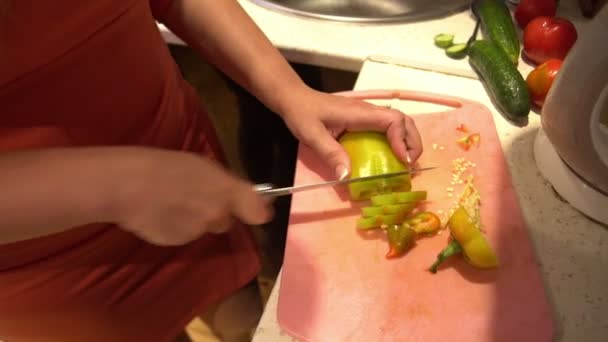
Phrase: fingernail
[
  {"left": 404, "top": 150, "right": 412, "bottom": 165},
  {"left": 335, "top": 164, "right": 349, "bottom": 180}
]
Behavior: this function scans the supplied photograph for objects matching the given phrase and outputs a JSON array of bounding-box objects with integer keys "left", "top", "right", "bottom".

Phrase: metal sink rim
[{"left": 246, "top": 0, "right": 471, "bottom": 23}]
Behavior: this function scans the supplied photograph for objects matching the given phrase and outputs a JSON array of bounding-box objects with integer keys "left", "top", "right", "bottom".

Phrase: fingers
[
  {"left": 335, "top": 99, "right": 422, "bottom": 164},
  {"left": 388, "top": 114, "right": 423, "bottom": 165},
  {"left": 385, "top": 118, "right": 410, "bottom": 164},
  {"left": 338, "top": 99, "right": 395, "bottom": 132},
  {"left": 301, "top": 121, "right": 352, "bottom": 180},
  {"left": 283, "top": 94, "right": 424, "bottom": 178},
  {"left": 231, "top": 182, "right": 274, "bottom": 226},
  {"left": 403, "top": 116, "right": 423, "bottom": 162},
  {"left": 355, "top": 106, "right": 422, "bottom": 165},
  {"left": 206, "top": 216, "right": 237, "bottom": 234}
]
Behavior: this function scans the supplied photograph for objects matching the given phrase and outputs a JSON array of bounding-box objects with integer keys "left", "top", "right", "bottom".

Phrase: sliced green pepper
[
  {"left": 356, "top": 213, "right": 407, "bottom": 230},
  {"left": 360, "top": 203, "right": 416, "bottom": 217},
  {"left": 370, "top": 191, "right": 427, "bottom": 206},
  {"left": 386, "top": 224, "right": 416, "bottom": 259},
  {"left": 340, "top": 132, "right": 411, "bottom": 201}
]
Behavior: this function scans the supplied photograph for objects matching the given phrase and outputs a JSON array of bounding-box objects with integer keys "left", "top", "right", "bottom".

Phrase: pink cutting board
[{"left": 277, "top": 90, "right": 555, "bottom": 342}]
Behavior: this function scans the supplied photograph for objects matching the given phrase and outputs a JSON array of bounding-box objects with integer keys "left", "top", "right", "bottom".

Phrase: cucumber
[
  {"left": 472, "top": 0, "right": 520, "bottom": 64},
  {"left": 434, "top": 33, "right": 454, "bottom": 49},
  {"left": 468, "top": 40, "right": 530, "bottom": 120},
  {"left": 445, "top": 43, "right": 468, "bottom": 59}
]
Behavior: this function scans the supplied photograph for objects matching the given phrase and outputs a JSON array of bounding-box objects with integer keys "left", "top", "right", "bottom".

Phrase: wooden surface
[{"left": 276, "top": 90, "right": 555, "bottom": 342}]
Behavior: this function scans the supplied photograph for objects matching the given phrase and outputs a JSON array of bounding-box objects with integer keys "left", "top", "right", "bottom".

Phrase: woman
[{"left": 0, "top": 0, "right": 422, "bottom": 341}]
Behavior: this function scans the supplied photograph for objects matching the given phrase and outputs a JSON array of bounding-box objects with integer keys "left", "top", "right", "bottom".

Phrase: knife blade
[{"left": 253, "top": 166, "right": 438, "bottom": 197}]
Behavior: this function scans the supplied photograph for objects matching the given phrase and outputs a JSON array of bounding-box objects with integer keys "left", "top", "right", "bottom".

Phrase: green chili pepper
[
  {"left": 429, "top": 239, "right": 463, "bottom": 273},
  {"left": 386, "top": 224, "right": 416, "bottom": 259},
  {"left": 340, "top": 132, "right": 411, "bottom": 201}
]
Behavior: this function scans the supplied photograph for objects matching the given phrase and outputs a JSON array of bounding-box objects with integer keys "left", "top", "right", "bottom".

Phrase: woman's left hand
[{"left": 280, "top": 88, "right": 423, "bottom": 180}]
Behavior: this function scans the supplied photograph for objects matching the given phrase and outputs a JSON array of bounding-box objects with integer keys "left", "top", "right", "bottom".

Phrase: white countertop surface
[
  {"left": 252, "top": 59, "right": 608, "bottom": 342},
  {"left": 159, "top": 0, "right": 479, "bottom": 73},
  {"left": 158, "top": 0, "right": 588, "bottom": 77}
]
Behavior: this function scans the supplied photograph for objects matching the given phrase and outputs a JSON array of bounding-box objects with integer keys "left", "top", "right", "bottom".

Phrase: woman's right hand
[{"left": 114, "top": 148, "right": 272, "bottom": 246}]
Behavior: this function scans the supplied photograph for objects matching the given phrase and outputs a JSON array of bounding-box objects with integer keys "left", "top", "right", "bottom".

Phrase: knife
[{"left": 253, "top": 166, "right": 437, "bottom": 198}]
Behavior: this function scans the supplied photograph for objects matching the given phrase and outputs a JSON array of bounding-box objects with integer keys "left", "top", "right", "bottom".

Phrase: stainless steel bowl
[{"left": 247, "top": 0, "right": 471, "bottom": 23}]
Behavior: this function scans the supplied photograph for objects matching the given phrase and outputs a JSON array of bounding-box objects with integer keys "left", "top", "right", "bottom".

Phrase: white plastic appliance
[{"left": 534, "top": 4, "right": 608, "bottom": 225}]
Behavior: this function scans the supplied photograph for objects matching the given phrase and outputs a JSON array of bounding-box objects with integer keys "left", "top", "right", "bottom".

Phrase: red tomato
[
  {"left": 523, "top": 16, "right": 578, "bottom": 64},
  {"left": 515, "top": 0, "right": 557, "bottom": 29},
  {"left": 526, "top": 59, "right": 562, "bottom": 107}
]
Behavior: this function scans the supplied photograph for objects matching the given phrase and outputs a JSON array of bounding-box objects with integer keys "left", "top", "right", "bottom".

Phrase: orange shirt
[{"left": 0, "top": 1, "right": 260, "bottom": 341}]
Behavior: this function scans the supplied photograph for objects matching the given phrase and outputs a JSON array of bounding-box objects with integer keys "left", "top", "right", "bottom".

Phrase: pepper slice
[
  {"left": 370, "top": 191, "right": 427, "bottom": 206},
  {"left": 386, "top": 224, "right": 416, "bottom": 259},
  {"left": 456, "top": 133, "right": 481, "bottom": 151},
  {"left": 456, "top": 124, "right": 469, "bottom": 133},
  {"left": 468, "top": 133, "right": 480, "bottom": 147},
  {"left": 403, "top": 211, "right": 442, "bottom": 235},
  {"left": 356, "top": 213, "right": 407, "bottom": 230},
  {"left": 340, "top": 132, "right": 411, "bottom": 200},
  {"left": 456, "top": 136, "right": 472, "bottom": 151},
  {"left": 361, "top": 202, "right": 417, "bottom": 217}
]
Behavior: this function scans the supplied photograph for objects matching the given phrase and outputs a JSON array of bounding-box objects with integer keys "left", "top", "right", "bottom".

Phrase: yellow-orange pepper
[
  {"left": 339, "top": 131, "right": 411, "bottom": 200},
  {"left": 429, "top": 206, "right": 499, "bottom": 273},
  {"left": 449, "top": 206, "right": 499, "bottom": 268}
]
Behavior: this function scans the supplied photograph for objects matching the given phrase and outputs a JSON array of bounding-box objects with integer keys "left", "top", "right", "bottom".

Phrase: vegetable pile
[
  {"left": 433, "top": 0, "right": 578, "bottom": 117},
  {"left": 340, "top": 131, "right": 440, "bottom": 258},
  {"left": 341, "top": 130, "right": 498, "bottom": 273}
]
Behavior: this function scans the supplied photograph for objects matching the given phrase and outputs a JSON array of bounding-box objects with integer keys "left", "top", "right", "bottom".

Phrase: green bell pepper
[{"left": 340, "top": 131, "right": 411, "bottom": 201}]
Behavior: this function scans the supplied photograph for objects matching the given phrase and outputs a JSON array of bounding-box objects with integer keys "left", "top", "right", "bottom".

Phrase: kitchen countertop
[
  {"left": 158, "top": 0, "right": 479, "bottom": 73},
  {"left": 158, "top": 0, "right": 588, "bottom": 77},
  {"left": 252, "top": 59, "right": 608, "bottom": 342}
]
